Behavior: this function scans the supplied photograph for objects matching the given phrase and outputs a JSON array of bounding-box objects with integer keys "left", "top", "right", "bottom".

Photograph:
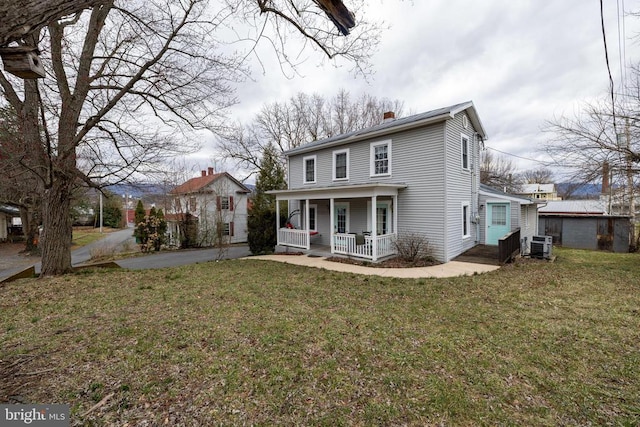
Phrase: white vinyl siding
[
  {"left": 303, "top": 155, "right": 316, "bottom": 184},
  {"left": 284, "top": 109, "right": 483, "bottom": 262},
  {"left": 370, "top": 140, "right": 392, "bottom": 177},
  {"left": 333, "top": 149, "right": 349, "bottom": 181}
]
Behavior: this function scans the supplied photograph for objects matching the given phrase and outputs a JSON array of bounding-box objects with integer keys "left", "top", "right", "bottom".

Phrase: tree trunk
[
  {"left": 40, "top": 178, "right": 73, "bottom": 276},
  {"left": 19, "top": 205, "right": 40, "bottom": 254},
  {"left": 0, "top": 0, "right": 108, "bottom": 46}
]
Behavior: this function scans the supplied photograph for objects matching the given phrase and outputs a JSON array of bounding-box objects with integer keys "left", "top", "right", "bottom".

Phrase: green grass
[
  {"left": 71, "top": 226, "right": 116, "bottom": 248},
  {"left": 1, "top": 248, "right": 639, "bottom": 425}
]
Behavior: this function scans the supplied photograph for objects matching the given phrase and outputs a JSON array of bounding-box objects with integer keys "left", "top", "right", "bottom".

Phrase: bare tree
[
  {"left": 218, "top": 89, "right": 405, "bottom": 176},
  {"left": 0, "top": 1, "right": 384, "bottom": 275},
  {"left": 0, "top": 0, "right": 108, "bottom": 46},
  {"left": 521, "top": 168, "right": 554, "bottom": 184},
  {"left": 480, "top": 149, "right": 522, "bottom": 193},
  {"left": 544, "top": 94, "right": 639, "bottom": 249},
  {"left": 0, "top": 104, "right": 42, "bottom": 252}
]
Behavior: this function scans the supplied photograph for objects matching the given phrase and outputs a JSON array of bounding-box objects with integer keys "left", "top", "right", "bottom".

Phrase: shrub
[
  {"left": 393, "top": 232, "right": 433, "bottom": 263},
  {"left": 136, "top": 207, "right": 167, "bottom": 252}
]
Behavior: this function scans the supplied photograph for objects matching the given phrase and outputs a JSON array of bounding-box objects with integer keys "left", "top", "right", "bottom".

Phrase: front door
[{"left": 486, "top": 202, "right": 510, "bottom": 245}]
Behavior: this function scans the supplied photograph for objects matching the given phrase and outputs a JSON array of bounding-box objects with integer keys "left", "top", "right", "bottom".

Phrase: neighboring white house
[
  {"left": 168, "top": 168, "right": 251, "bottom": 246},
  {"left": 0, "top": 204, "right": 20, "bottom": 242},
  {"left": 269, "top": 101, "right": 537, "bottom": 262},
  {"left": 517, "top": 183, "right": 561, "bottom": 201}
]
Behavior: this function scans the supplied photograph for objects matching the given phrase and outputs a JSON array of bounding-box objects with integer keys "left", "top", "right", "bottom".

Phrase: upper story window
[
  {"left": 217, "top": 195, "right": 234, "bottom": 211},
  {"left": 333, "top": 149, "right": 349, "bottom": 181},
  {"left": 220, "top": 196, "right": 230, "bottom": 210},
  {"left": 461, "top": 134, "right": 470, "bottom": 170},
  {"left": 303, "top": 155, "right": 316, "bottom": 184},
  {"left": 370, "top": 140, "right": 392, "bottom": 177}
]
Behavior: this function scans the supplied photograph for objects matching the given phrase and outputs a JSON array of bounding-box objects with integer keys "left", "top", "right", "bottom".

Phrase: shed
[{"left": 538, "top": 200, "right": 630, "bottom": 252}]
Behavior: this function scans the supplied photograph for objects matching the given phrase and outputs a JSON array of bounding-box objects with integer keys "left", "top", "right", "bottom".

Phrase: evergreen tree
[
  {"left": 133, "top": 200, "right": 146, "bottom": 241},
  {"left": 99, "top": 191, "right": 123, "bottom": 228},
  {"left": 248, "top": 144, "right": 287, "bottom": 254}
]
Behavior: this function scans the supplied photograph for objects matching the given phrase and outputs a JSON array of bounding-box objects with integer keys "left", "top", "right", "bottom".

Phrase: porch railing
[
  {"left": 278, "top": 228, "right": 309, "bottom": 249},
  {"left": 498, "top": 228, "right": 521, "bottom": 265},
  {"left": 333, "top": 233, "right": 396, "bottom": 260}
]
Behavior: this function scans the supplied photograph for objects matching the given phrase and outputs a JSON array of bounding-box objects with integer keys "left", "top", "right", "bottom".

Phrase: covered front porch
[{"left": 269, "top": 183, "right": 406, "bottom": 262}]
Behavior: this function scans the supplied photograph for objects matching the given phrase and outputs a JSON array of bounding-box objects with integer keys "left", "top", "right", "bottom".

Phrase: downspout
[{"left": 472, "top": 133, "right": 480, "bottom": 243}]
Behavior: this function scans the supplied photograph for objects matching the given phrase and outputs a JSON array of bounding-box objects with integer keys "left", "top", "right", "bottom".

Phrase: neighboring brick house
[{"left": 168, "top": 168, "right": 250, "bottom": 246}]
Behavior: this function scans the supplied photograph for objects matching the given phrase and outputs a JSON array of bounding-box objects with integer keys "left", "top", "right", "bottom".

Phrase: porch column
[
  {"left": 372, "top": 195, "right": 378, "bottom": 261},
  {"left": 330, "top": 198, "right": 335, "bottom": 254},
  {"left": 304, "top": 198, "right": 310, "bottom": 250},
  {"left": 275, "top": 199, "right": 280, "bottom": 245},
  {"left": 393, "top": 193, "right": 398, "bottom": 235}
]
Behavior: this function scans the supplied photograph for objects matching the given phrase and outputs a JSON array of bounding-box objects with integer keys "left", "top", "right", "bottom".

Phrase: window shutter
[
  {"left": 229, "top": 196, "right": 234, "bottom": 211},
  {"left": 216, "top": 196, "right": 221, "bottom": 211},
  {"left": 230, "top": 221, "right": 235, "bottom": 237}
]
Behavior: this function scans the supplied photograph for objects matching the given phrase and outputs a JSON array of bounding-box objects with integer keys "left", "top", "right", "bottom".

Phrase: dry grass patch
[{"left": 0, "top": 248, "right": 639, "bottom": 425}]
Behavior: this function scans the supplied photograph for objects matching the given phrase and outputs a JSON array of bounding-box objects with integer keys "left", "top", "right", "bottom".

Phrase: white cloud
[{"left": 218, "top": 0, "right": 640, "bottom": 176}]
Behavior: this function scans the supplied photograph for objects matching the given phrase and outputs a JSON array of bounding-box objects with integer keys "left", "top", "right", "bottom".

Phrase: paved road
[
  {"left": 0, "top": 228, "right": 251, "bottom": 281},
  {"left": 116, "top": 245, "right": 251, "bottom": 270}
]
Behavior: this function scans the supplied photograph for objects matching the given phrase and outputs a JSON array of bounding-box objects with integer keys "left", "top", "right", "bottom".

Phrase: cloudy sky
[{"left": 203, "top": 0, "right": 639, "bottom": 179}]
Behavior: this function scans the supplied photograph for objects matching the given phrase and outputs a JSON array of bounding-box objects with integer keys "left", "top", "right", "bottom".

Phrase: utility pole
[{"left": 625, "top": 118, "right": 636, "bottom": 250}]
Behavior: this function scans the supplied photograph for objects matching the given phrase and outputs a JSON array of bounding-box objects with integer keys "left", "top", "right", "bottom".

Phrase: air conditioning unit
[{"left": 531, "top": 235, "right": 553, "bottom": 259}]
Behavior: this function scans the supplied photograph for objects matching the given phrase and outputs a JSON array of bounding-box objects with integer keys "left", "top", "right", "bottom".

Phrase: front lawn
[{"left": 1, "top": 248, "right": 638, "bottom": 425}]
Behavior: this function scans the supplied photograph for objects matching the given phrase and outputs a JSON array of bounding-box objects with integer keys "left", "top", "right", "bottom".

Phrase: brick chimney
[
  {"left": 601, "top": 161, "right": 610, "bottom": 195},
  {"left": 208, "top": 167, "right": 214, "bottom": 176},
  {"left": 201, "top": 170, "right": 206, "bottom": 177},
  {"left": 383, "top": 111, "right": 395, "bottom": 123}
]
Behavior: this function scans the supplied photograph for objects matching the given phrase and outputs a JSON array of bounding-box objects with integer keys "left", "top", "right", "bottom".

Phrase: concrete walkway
[{"left": 249, "top": 254, "right": 500, "bottom": 278}]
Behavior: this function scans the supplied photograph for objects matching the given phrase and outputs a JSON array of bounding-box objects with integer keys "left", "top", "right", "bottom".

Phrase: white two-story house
[
  {"left": 168, "top": 168, "right": 251, "bottom": 246},
  {"left": 269, "top": 101, "right": 500, "bottom": 262}
]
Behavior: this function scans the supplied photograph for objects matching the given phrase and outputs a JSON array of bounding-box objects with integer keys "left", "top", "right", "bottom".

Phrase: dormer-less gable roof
[
  {"left": 170, "top": 172, "right": 251, "bottom": 195},
  {"left": 479, "top": 184, "right": 535, "bottom": 205},
  {"left": 284, "top": 101, "right": 487, "bottom": 157}
]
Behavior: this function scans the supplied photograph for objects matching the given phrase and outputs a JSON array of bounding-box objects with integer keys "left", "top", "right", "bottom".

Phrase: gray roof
[
  {"left": 479, "top": 184, "right": 534, "bottom": 204},
  {"left": 285, "top": 101, "right": 487, "bottom": 156},
  {"left": 0, "top": 204, "right": 20, "bottom": 215},
  {"left": 539, "top": 200, "right": 608, "bottom": 215}
]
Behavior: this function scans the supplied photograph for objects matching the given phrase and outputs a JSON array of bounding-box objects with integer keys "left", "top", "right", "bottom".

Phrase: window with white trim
[
  {"left": 333, "top": 149, "right": 349, "bottom": 181},
  {"left": 370, "top": 140, "right": 392, "bottom": 177},
  {"left": 462, "top": 203, "right": 471, "bottom": 238},
  {"left": 221, "top": 222, "right": 234, "bottom": 236},
  {"left": 220, "top": 196, "right": 230, "bottom": 210},
  {"left": 303, "top": 155, "right": 316, "bottom": 184},
  {"left": 461, "top": 134, "right": 470, "bottom": 170}
]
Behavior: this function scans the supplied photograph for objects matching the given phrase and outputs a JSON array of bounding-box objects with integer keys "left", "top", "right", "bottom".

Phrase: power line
[
  {"left": 600, "top": 0, "right": 618, "bottom": 133},
  {"left": 485, "top": 146, "right": 552, "bottom": 167}
]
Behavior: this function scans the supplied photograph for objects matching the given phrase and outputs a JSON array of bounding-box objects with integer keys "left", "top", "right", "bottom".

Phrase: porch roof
[{"left": 267, "top": 183, "right": 407, "bottom": 200}]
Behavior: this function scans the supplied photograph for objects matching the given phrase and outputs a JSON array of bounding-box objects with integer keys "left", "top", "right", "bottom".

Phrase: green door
[{"left": 486, "top": 203, "right": 510, "bottom": 245}]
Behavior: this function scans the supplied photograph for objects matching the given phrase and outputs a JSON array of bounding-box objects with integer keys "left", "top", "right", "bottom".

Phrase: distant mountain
[{"left": 557, "top": 182, "right": 601, "bottom": 199}]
